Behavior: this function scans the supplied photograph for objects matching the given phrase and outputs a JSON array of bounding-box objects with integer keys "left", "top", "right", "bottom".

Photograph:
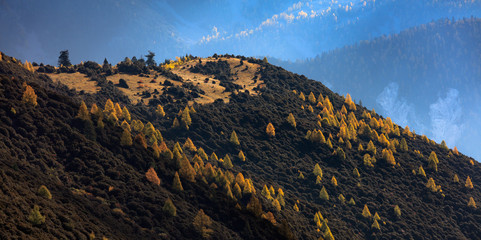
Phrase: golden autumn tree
[
  {"left": 453, "top": 174, "right": 460, "bottom": 183},
  {"left": 418, "top": 166, "right": 426, "bottom": 178},
  {"left": 261, "top": 185, "right": 273, "bottom": 200},
  {"left": 210, "top": 152, "right": 218, "bottom": 162},
  {"left": 22, "top": 85, "right": 37, "bottom": 107},
  {"left": 362, "top": 204, "right": 371, "bottom": 218},
  {"left": 172, "top": 117, "right": 180, "bottom": 128},
  {"left": 313, "top": 163, "right": 323, "bottom": 178},
  {"left": 122, "top": 106, "right": 131, "bottom": 122},
  {"left": 121, "top": 120, "right": 131, "bottom": 132},
  {"left": 103, "top": 99, "right": 115, "bottom": 117},
  {"left": 319, "top": 186, "right": 329, "bottom": 201},
  {"left": 308, "top": 92, "right": 317, "bottom": 103},
  {"left": 466, "top": 176, "right": 474, "bottom": 189},
  {"left": 293, "top": 203, "right": 300, "bottom": 212},
  {"left": 145, "top": 167, "right": 161, "bottom": 185},
  {"left": 193, "top": 209, "right": 213, "bottom": 238},
  {"left": 120, "top": 129, "right": 133, "bottom": 146},
  {"left": 382, "top": 149, "right": 396, "bottom": 166},
  {"left": 371, "top": 219, "right": 380, "bottom": 231},
  {"left": 90, "top": 103, "right": 100, "bottom": 117},
  {"left": 76, "top": 101, "right": 90, "bottom": 121},
  {"left": 287, "top": 113, "right": 296, "bottom": 128},
  {"left": 183, "top": 137, "right": 197, "bottom": 152},
  {"left": 163, "top": 198, "right": 177, "bottom": 216},
  {"left": 114, "top": 103, "right": 123, "bottom": 119},
  {"left": 38, "top": 185, "right": 52, "bottom": 199},
  {"left": 367, "top": 140, "right": 376, "bottom": 155},
  {"left": 222, "top": 154, "right": 233, "bottom": 169},
  {"left": 181, "top": 106, "right": 192, "bottom": 129},
  {"left": 172, "top": 171, "right": 184, "bottom": 191},
  {"left": 156, "top": 105, "right": 165, "bottom": 117},
  {"left": 197, "top": 147, "right": 209, "bottom": 161},
  {"left": 428, "top": 151, "right": 439, "bottom": 164},
  {"left": 230, "top": 130, "right": 240, "bottom": 146},
  {"left": 345, "top": 93, "right": 356, "bottom": 110},
  {"left": 394, "top": 205, "right": 401, "bottom": 217},
  {"left": 266, "top": 122, "right": 275, "bottom": 137},
  {"left": 468, "top": 197, "right": 477, "bottom": 208},
  {"left": 331, "top": 176, "right": 338, "bottom": 187},
  {"left": 426, "top": 177, "right": 441, "bottom": 192},
  {"left": 28, "top": 205, "right": 45, "bottom": 225},
  {"left": 238, "top": 150, "right": 246, "bottom": 161},
  {"left": 353, "top": 168, "right": 360, "bottom": 178},
  {"left": 180, "top": 155, "right": 196, "bottom": 182},
  {"left": 453, "top": 146, "right": 460, "bottom": 155},
  {"left": 299, "top": 92, "right": 306, "bottom": 101}
]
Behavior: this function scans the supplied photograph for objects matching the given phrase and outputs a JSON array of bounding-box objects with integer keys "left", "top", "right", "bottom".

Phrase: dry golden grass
[
  {"left": 47, "top": 72, "right": 99, "bottom": 94},
  {"left": 106, "top": 73, "right": 173, "bottom": 104},
  {"left": 172, "top": 57, "right": 263, "bottom": 104},
  {"left": 38, "top": 57, "right": 263, "bottom": 105}
]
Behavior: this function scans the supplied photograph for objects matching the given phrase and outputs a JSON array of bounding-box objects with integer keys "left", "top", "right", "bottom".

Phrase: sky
[
  {"left": 3, "top": 0, "right": 479, "bottom": 65},
  {"left": 1, "top": 0, "right": 480, "bottom": 159}
]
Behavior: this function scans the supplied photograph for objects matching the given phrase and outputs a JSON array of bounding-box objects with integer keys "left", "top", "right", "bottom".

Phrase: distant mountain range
[{"left": 271, "top": 17, "right": 481, "bottom": 161}]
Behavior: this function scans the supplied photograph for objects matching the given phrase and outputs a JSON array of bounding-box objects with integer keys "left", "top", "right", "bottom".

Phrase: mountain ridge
[{"left": 0, "top": 51, "right": 480, "bottom": 239}]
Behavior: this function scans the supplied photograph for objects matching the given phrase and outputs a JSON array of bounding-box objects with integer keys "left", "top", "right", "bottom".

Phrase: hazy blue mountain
[{"left": 271, "top": 17, "right": 481, "bottom": 161}]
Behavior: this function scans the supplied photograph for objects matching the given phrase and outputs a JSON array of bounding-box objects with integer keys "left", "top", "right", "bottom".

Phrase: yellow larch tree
[
  {"left": 362, "top": 204, "right": 371, "bottom": 218},
  {"left": 77, "top": 101, "right": 90, "bottom": 121},
  {"left": 453, "top": 174, "right": 460, "bottom": 183},
  {"left": 120, "top": 129, "right": 133, "bottom": 146},
  {"left": 22, "top": 85, "right": 38, "bottom": 107},
  {"left": 122, "top": 106, "right": 131, "bottom": 122},
  {"left": 183, "top": 137, "right": 197, "bottom": 152},
  {"left": 266, "top": 122, "right": 275, "bottom": 137},
  {"left": 468, "top": 197, "right": 477, "bottom": 208},
  {"left": 299, "top": 92, "right": 306, "bottom": 101},
  {"left": 313, "top": 163, "right": 323, "bottom": 178},
  {"left": 156, "top": 105, "right": 165, "bottom": 117},
  {"left": 181, "top": 106, "right": 192, "bottom": 129},
  {"left": 308, "top": 92, "right": 316, "bottom": 103},
  {"left": 145, "top": 167, "right": 161, "bottom": 185},
  {"left": 319, "top": 186, "right": 329, "bottom": 201},
  {"left": 103, "top": 99, "right": 115, "bottom": 117},
  {"left": 230, "top": 130, "right": 240, "bottom": 146},
  {"left": 466, "top": 176, "right": 474, "bottom": 189},
  {"left": 287, "top": 113, "right": 296, "bottom": 128},
  {"left": 238, "top": 150, "right": 246, "bottom": 161},
  {"left": 172, "top": 171, "right": 184, "bottom": 191},
  {"left": 331, "top": 176, "right": 338, "bottom": 187}
]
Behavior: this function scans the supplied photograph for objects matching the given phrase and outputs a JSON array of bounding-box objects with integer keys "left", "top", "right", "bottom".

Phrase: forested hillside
[
  {"left": 272, "top": 17, "right": 481, "bottom": 160},
  {"left": 1, "top": 52, "right": 480, "bottom": 239}
]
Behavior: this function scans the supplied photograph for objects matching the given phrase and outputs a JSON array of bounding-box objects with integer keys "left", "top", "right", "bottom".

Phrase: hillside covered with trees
[
  {"left": 0, "top": 51, "right": 480, "bottom": 239},
  {"left": 272, "top": 17, "right": 481, "bottom": 161}
]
